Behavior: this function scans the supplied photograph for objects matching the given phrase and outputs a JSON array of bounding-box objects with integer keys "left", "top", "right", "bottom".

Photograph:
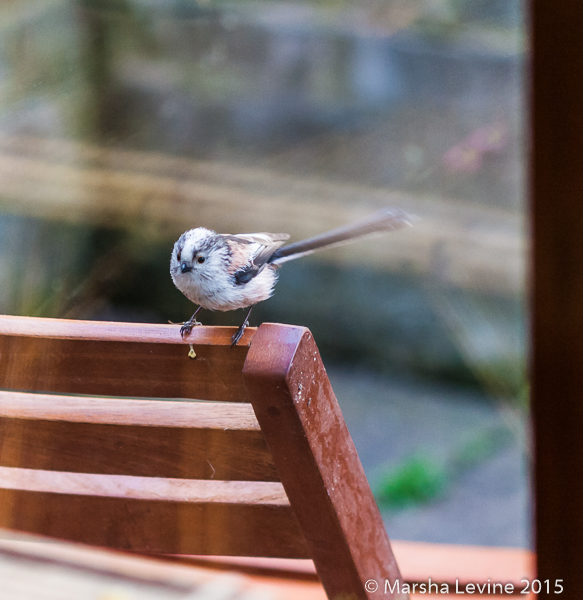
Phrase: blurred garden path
[{"left": 328, "top": 367, "right": 530, "bottom": 548}]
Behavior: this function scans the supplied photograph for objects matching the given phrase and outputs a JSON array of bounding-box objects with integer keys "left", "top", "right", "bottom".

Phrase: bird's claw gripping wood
[
  {"left": 180, "top": 320, "right": 202, "bottom": 339},
  {"left": 231, "top": 324, "right": 246, "bottom": 347},
  {"left": 180, "top": 307, "right": 203, "bottom": 338},
  {"left": 231, "top": 305, "right": 254, "bottom": 347}
]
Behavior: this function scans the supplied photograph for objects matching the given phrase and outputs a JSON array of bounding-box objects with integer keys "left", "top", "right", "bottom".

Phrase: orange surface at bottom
[
  {"left": 188, "top": 539, "right": 535, "bottom": 593},
  {"left": 0, "top": 529, "right": 536, "bottom": 600}
]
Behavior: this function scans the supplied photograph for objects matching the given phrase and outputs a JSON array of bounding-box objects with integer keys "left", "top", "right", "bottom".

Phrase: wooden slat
[
  {"left": 0, "top": 314, "right": 256, "bottom": 345},
  {"left": 0, "top": 390, "right": 260, "bottom": 428},
  {"left": 0, "top": 529, "right": 323, "bottom": 600},
  {"left": 0, "top": 469, "right": 308, "bottom": 558},
  {"left": 0, "top": 393, "right": 279, "bottom": 481},
  {"left": 0, "top": 419, "right": 277, "bottom": 481},
  {"left": 244, "top": 324, "right": 406, "bottom": 600},
  {"left": 0, "top": 320, "right": 253, "bottom": 401},
  {"left": 0, "top": 467, "right": 285, "bottom": 502}
]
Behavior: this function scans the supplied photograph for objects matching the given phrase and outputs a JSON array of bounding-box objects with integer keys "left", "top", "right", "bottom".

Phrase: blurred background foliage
[{"left": 0, "top": 0, "right": 528, "bottom": 543}]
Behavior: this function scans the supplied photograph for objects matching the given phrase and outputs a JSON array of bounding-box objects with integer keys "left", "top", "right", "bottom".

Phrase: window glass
[{"left": 0, "top": 0, "right": 528, "bottom": 548}]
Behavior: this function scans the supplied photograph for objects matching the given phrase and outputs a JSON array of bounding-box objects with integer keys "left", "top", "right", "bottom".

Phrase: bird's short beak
[{"left": 180, "top": 262, "right": 192, "bottom": 274}]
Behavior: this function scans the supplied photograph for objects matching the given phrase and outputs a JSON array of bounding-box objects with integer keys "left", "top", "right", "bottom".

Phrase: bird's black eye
[{"left": 197, "top": 256, "right": 206, "bottom": 264}]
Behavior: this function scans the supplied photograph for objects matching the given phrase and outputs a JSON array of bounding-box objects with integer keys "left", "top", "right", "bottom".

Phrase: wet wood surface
[
  {"left": 0, "top": 466, "right": 308, "bottom": 557},
  {"left": 0, "top": 392, "right": 278, "bottom": 481},
  {"left": 0, "top": 314, "right": 256, "bottom": 344},
  {"left": 244, "top": 323, "right": 406, "bottom": 600},
  {"left": 0, "top": 316, "right": 254, "bottom": 401},
  {"left": 0, "top": 316, "right": 405, "bottom": 596}
]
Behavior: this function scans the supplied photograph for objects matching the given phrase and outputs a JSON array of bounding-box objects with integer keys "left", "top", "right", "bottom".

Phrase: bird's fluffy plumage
[
  {"left": 170, "top": 228, "right": 288, "bottom": 311},
  {"left": 171, "top": 208, "right": 413, "bottom": 335}
]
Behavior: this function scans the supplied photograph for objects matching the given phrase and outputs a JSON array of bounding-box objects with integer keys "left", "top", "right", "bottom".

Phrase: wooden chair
[{"left": 0, "top": 315, "right": 405, "bottom": 600}]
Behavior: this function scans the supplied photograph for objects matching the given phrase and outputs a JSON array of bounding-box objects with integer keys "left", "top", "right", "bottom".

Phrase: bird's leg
[
  {"left": 231, "top": 305, "right": 254, "bottom": 347},
  {"left": 180, "top": 306, "right": 203, "bottom": 338}
]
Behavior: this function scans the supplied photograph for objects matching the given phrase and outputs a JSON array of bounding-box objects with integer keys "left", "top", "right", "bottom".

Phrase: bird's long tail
[{"left": 268, "top": 207, "right": 413, "bottom": 265}]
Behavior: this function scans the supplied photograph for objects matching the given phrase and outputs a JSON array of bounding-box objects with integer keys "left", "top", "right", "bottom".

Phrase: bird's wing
[
  {"left": 229, "top": 233, "right": 290, "bottom": 245},
  {"left": 225, "top": 233, "right": 290, "bottom": 268},
  {"left": 222, "top": 233, "right": 290, "bottom": 285}
]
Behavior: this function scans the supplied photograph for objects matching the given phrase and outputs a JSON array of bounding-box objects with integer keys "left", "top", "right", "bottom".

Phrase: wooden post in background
[{"left": 531, "top": 2, "right": 583, "bottom": 595}]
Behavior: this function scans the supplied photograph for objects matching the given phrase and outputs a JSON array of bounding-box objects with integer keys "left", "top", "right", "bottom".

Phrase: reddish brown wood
[
  {"left": 0, "top": 315, "right": 256, "bottom": 345},
  {"left": 0, "top": 391, "right": 261, "bottom": 428},
  {"left": 0, "top": 315, "right": 255, "bottom": 402},
  {"left": 0, "top": 466, "right": 285, "bottom": 502},
  {"left": 532, "top": 3, "right": 583, "bottom": 595},
  {"left": 0, "top": 316, "right": 407, "bottom": 597},
  {"left": 0, "top": 467, "right": 308, "bottom": 558},
  {"left": 0, "top": 335, "right": 250, "bottom": 401},
  {"left": 0, "top": 488, "right": 308, "bottom": 558},
  {"left": 0, "top": 416, "right": 277, "bottom": 484},
  {"left": 0, "top": 392, "right": 277, "bottom": 481},
  {"left": 243, "top": 324, "right": 406, "bottom": 600},
  {"left": 0, "top": 419, "right": 276, "bottom": 481}
]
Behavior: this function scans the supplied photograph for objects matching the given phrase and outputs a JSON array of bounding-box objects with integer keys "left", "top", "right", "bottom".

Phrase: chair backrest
[{"left": 0, "top": 315, "right": 405, "bottom": 600}]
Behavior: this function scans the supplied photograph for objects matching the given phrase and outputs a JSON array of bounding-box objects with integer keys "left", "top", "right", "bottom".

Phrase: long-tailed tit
[{"left": 171, "top": 207, "right": 412, "bottom": 345}]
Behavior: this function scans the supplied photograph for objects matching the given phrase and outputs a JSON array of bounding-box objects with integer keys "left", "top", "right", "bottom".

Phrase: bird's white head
[{"left": 170, "top": 227, "right": 228, "bottom": 290}]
